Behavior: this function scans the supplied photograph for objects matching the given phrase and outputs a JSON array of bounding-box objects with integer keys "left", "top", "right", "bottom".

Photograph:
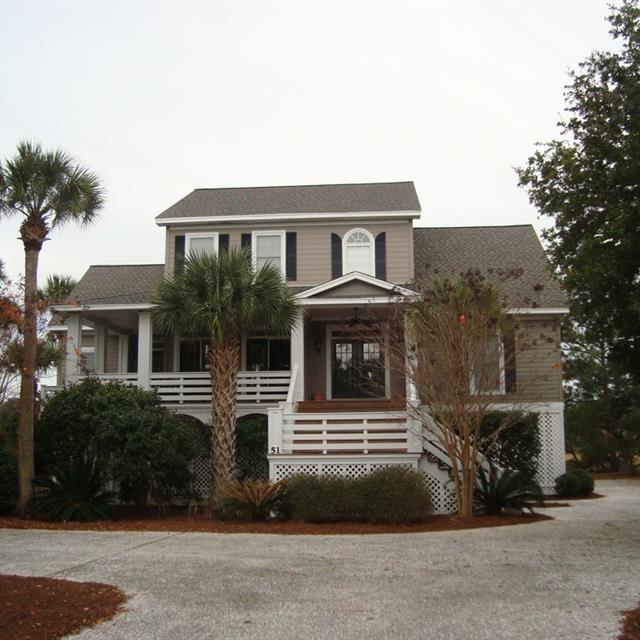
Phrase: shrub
[
  {"left": 278, "top": 467, "right": 432, "bottom": 524},
  {"left": 480, "top": 411, "right": 541, "bottom": 478},
  {"left": 30, "top": 453, "right": 112, "bottom": 522},
  {"left": 0, "top": 446, "right": 18, "bottom": 515},
  {"left": 474, "top": 464, "right": 544, "bottom": 515},
  {"left": 36, "top": 379, "right": 207, "bottom": 507},
  {"left": 555, "top": 469, "right": 595, "bottom": 497},
  {"left": 354, "top": 467, "right": 432, "bottom": 523},
  {"left": 218, "top": 480, "right": 283, "bottom": 521},
  {"left": 236, "top": 417, "right": 268, "bottom": 480}
]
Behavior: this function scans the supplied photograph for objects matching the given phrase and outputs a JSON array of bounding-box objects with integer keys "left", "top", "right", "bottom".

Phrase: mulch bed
[
  {"left": 1, "top": 574, "right": 127, "bottom": 640},
  {"left": 619, "top": 600, "right": 640, "bottom": 640},
  {"left": 0, "top": 509, "right": 551, "bottom": 535},
  {"left": 543, "top": 492, "right": 604, "bottom": 501}
]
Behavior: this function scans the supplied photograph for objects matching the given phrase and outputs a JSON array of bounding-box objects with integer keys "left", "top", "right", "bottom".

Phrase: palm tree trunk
[
  {"left": 17, "top": 245, "right": 40, "bottom": 516},
  {"left": 208, "top": 339, "right": 240, "bottom": 510}
]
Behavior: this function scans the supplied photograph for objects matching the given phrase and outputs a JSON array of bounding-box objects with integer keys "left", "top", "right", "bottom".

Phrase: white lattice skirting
[{"left": 535, "top": 406, "right": 566, "bottom": 493}]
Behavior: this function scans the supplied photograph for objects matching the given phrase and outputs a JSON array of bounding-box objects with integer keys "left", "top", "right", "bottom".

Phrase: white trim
[
  {"left": 155, "top": 210, "right": 420, "bottom": 226},
  {"left": 507, "top": 307, "right": 569, "bottom": 315},
  {"left": 251, "top": 230, "right": 286, "bottom": 278},
  {"left": 342, "top": 227, "right": 375, "bottom": 277},
  {"left": 52, "top": 303, "right": 155, "bottom": 312},
  {"left": 300, "top": 297, "right": 406, "bottom": 307},
  {"left": 296, "top": 271, "right": 416, "bottom": 299},
  {"left": 48, "top": 324, "right": 93, "bottom": 332},
  {"left": 185, "top": 232, "right": 219, "bottom": 257}
]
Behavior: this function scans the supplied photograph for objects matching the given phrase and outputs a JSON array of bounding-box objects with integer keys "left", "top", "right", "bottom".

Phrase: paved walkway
[{"left": 1, "top": 479, "right": 639, "bottom": 640}]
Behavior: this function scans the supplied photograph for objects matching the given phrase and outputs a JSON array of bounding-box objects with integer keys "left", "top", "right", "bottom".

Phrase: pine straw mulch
[
  {"left": 619, "top": 600, "right": 640, "bottom": 640},
  {"left": 1, "top": 574, "right": 127, "bottom": 640},
  {"left": 0, "top": 509, "right": 551, "bottom": 535}
]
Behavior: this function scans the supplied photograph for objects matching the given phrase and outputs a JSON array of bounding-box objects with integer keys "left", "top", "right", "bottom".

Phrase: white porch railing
[
  {"left": 272, "top": 411, "right": 421, "bottom": 455},
  {"left": 50, "top": 370, "right": 292, "bottom": 407}
]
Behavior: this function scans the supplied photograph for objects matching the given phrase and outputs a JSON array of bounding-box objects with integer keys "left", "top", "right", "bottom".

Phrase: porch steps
[{"left": 297, "top": 399, "right": 406, "bottom": 413}]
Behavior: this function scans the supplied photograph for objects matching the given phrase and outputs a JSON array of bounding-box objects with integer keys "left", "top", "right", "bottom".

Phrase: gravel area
[{"left": 1, "top": 479, "right": 638, "bottom": 640}]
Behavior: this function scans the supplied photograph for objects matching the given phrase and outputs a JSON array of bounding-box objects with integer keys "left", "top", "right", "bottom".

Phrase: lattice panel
[
  {"left": 536, "top": 411, "right": 566, "bottom": 492},
  {"left": 421, "top": 471, "right": 457, "bottom": 515},
  {"left": 271, "top": 460, "right": 416, "bottom": 482},
  {"left": 189, "top": 456, "right": 211, "bottom": 499}
]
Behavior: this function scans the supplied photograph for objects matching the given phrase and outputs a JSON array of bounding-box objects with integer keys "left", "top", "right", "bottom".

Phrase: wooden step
[{"left": 297, "top": 399, "right": 407, "bottom": 413}]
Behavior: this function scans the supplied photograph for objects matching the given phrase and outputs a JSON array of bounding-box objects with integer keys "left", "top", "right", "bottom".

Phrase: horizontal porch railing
[
  {"left": 67, "top": 370, "right": 291, "bottom": 407},
  {"left": 278, "top": 411, "right": 416, "bottom": 455}
]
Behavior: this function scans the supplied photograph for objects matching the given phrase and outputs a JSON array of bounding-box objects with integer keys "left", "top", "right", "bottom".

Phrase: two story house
[{"left": 48, "top": 181, "right": 568, "bottom": 513}]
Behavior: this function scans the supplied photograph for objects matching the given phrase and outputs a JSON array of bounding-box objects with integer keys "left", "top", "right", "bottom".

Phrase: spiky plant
[
  {"left": 153, "top": 249, "right": 300, "bottom": 509},
  {"left": 474, "top": 464, "right": 543, "bottom": 515},
  {"left": 0, "top": 142, "right": 104, "bottom": 515},
  {"left": 221, "top": 479, "right": 284, "bottom": 521}
]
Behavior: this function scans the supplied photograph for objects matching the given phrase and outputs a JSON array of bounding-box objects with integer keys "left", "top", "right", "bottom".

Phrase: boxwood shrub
[
  {"left": 555, "top": 469, "right": 595, "bottom": 497},
  {"left": 278, "top": 467, "right": 432, "bottom": 524}
]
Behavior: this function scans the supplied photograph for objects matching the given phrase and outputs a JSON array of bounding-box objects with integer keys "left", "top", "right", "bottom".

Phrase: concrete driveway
[{"left": 1, "top": 479, "right": 639, "bottom": 640}]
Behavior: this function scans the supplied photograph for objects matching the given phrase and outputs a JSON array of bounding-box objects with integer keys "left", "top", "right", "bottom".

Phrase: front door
[{"left": 331, "top": 336, "right": 386, "bottom": 399}]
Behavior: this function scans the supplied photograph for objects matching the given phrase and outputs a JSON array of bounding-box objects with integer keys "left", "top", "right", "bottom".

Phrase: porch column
[
  {"left": 290, "top": 315, "right": 305, "bottom": 402},
  {"left": 118, "top": 335, "right": 129, "bottom": 373},
  {"left": 94, "top": 325, "right": 106, "bottom": 374},
  {"left": 64, "top": 314, "right": 82, "bottom": 383},
  {"left": 404, "top": 315, "right": 419, "bottom": 405},
  {"left": 137, "top": 312, "right": 153, "bottom": 389}
]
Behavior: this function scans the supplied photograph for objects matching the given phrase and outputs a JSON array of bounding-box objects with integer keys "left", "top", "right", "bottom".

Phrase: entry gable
[{"left": 296, "top": 272, "right": 415, "bottom": 300}]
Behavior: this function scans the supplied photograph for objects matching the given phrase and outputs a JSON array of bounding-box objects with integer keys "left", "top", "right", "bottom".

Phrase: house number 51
[{"left": 270, "top": 446, "right": 280, "bottom": 454}]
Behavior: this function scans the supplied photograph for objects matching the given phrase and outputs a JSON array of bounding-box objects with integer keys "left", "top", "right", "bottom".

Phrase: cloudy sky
[{"left": 0, "top": 1, "right": 614, "bottom": 283}]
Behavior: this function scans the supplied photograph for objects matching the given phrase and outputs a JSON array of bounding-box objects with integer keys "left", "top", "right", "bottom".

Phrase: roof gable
[{"left": 297, "top": 272, "right": 415, "bottom": 300}]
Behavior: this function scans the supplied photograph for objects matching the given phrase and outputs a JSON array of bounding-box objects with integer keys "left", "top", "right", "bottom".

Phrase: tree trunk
[
  {"left": 208, "top": 339, "right": 241, "bottom": 512},
  {"left": 17, "top": 244, "right": 41, "bottom": 516}
]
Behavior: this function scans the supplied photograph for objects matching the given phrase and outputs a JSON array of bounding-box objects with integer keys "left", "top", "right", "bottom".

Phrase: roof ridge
[
  {"left": 414, "top": 224, "right": 534, "bottom": 230},
  {"left": 192, "top": 181, "right": 415, "bottom": 192},
  {"left": 88, "top": 263, "right": 165, "bottom": 268}
]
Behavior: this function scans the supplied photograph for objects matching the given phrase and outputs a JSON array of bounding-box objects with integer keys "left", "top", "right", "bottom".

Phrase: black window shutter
[
  {"left": 375, "top": 232, "right": 387, "bottom": 281},
  {"left": 286, "top": 232, "right": 297, "bottom": 281},
  {"left": 219, "top": 234, "right": 229, "bottom": 253},
  {"left": 331, "top": 233, "right": 342, "bottom": 279},
  {"left": 503, "top": 331, "right": 517, "bottom": 393},
  {"left": 241, "top": 233, "right": 252, "bottom": 251},
  {"left": 174, "top": 235, "right": 185, "bottom": 275}
]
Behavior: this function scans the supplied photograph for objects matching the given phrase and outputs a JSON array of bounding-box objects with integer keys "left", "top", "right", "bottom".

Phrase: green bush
[
  {"left": 474, "top": 465, "right": 544, "bottom": 515},
  {"left": 236, "top": 416, "right": 268, "bottom": 480},
  {"left": 278, "top": 467, "right": 432, "bottom": 524},
  {"left": 30, "top": 453, "right": 112, "bottom": 522},
  {"left": 555, "top": 469, "right": 595, "bottom": 497},
  {"left": 0, "top": 446, "right": 18, "bottom": 515},
  {"left": 480, "top": 411, "right": 541, "bottom": 478},
  {"left": 36, "top": 379, "right": 207, "bottom": 507}
]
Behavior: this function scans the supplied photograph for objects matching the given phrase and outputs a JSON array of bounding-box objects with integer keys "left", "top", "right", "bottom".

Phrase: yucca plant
[
  {"left": 30, "top": 454, "right": 112, "bottom": 522},
  {"left": 474, "top": 464, "right": 543, "bottom": 515},
  {"left": 219, "top": 479, "right": 283, "bottom": 521}
]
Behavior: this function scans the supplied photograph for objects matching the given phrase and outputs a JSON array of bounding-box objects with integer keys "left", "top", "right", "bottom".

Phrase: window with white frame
[
  {"left": 343, "top": 228, "right": 374, "bottom": 275},
  {"left": 186, "top": 233, "right": 218, "bottom": 257},
  {"left": 81, "top": 346, "right": 96, "bottom": 374},
  {"left": 253, "top": 231, "right": 286, "bottom": 274}
]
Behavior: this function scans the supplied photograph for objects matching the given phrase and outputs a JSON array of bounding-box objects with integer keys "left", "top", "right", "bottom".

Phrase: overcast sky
[{"left": 0, "top": 1, "right": 614, "bottom": 283}]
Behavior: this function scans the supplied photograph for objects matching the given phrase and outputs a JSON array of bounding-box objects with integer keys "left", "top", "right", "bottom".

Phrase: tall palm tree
[
  {"left": 38, "top": 274, "right": 78, "bottom": 305},
  {"left": 153, "top": 249, "right": 300, "bottom": 504},
  {"left": 0, "top": 142, "right": 104, "bottom": 515}
]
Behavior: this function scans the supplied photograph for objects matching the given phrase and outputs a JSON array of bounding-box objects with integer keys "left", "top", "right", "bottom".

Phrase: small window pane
[
  {"left": 188, "top": 236, "right": 216, "bottom": 256},
  {"left": 346, "top": 245, "right": 372, "bottom": 274},
  {"left": 256, "top": 234, "right": 282, "bottom": 270}
]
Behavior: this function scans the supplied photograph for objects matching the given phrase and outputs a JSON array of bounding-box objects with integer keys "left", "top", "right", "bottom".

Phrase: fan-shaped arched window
[{"left": 343, "top": 228, "right": 374, "bottom": 275}]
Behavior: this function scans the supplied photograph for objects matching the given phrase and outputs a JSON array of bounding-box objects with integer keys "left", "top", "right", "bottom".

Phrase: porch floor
[{"left": 297, "top": 398, "right": 406, "bottom": 413}]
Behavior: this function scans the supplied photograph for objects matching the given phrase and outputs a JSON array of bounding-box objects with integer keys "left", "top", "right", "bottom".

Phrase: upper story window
[
  {"left": 186, "top": 233, "right": 218, "bottom": 257},
  {"left": 343, "top": 228, "right": 374, "bottom": 276},
  {"left": 252, "top": 230, "right": 286, "bottom": 275}
]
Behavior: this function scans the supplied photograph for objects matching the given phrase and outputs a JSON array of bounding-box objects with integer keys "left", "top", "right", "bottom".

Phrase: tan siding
[
  {"left": 315, "top": 281, "right": 391, "bottom": 298},
  {"left": 165, "top": 220, "right": 414, "bottom": 286},
  {"left": 105, "top": 335, "right": 119, "bottom": 373},
  {"left": 496, "top": 317, "right": 563, "bottom": 403}
]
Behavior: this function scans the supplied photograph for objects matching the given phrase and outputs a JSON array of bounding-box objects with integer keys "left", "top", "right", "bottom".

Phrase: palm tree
[
  {"left": 0, "top": 142, "right": 104, "bottom": 515},
  {"left": 153, "top": 249, "right": 300, "bottom": 505},
  {"left": 38, "top": 274, "right": 78, "bottom": 305}
]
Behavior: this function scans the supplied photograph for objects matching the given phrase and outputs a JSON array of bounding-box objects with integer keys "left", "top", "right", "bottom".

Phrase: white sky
[{"left": 0, "top": 0, "right": 614, "bottom": 283}]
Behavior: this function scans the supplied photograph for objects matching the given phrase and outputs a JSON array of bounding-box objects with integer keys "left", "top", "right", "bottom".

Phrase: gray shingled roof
[
  {"left": 413, "top": 225, "right": 567, "bottom": 309},
  {"left": 156, "top": 182, "right": 421, "bottom": 220},
  {"left": 65, "top": 264, "right": 165, "bottom": 305}
]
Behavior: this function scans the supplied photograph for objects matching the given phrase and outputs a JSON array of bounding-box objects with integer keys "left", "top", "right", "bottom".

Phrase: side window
[
  {"left": 252, "top": 231, "right": 286, "bottom": 275},
  {"left": 343, "top": 228, "right": 374, "bottom": 276},
  {"left": 185, "top": 233, "right": 218, "bottom": 257}
]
